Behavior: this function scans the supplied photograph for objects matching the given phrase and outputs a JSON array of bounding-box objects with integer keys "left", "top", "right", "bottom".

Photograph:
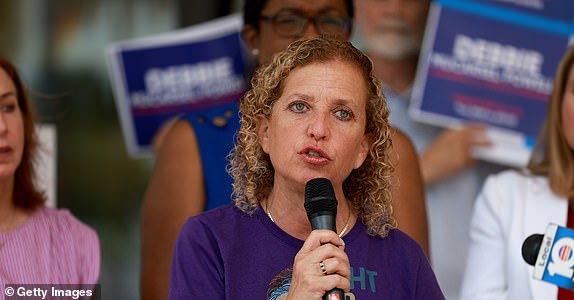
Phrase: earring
[{"left": 251, "top": 48, "right": 260, "bottom": 56}]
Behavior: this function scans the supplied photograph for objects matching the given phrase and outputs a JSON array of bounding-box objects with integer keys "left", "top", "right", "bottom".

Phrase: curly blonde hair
[{"left": 228, "top": 37, "right": 395, "bottom": 237}]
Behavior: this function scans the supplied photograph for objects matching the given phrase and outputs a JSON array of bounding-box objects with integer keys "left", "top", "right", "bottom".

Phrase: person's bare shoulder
[
  {"left": 388, "top": 126, "right": 429, "bottom": 257},
  {"left": 390, "top": 127, "right": 418, "bottom": 157},
  {"left": 156, "top": 119, "right": 198, "bottom": 157}
]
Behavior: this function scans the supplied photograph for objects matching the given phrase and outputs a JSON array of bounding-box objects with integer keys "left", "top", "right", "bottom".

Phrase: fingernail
[{"left": 340, "top": 238, "right": 345, "bottom": 246}]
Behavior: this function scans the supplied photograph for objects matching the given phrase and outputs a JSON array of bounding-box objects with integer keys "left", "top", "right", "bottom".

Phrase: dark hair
[
  {"left": 0, "top": 58, "right": 46, "bottom": 210},
  {"left": 243, "top": 0, "right": 354, "bottom": 32}
]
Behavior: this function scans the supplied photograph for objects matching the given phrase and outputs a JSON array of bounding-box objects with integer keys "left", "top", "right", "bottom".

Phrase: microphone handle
[
  {"left": 310, "top": 213, "right": 337, "bottom": 232},
  {"left": 310, "top": 214, "right": 345, "bottom": 299}
]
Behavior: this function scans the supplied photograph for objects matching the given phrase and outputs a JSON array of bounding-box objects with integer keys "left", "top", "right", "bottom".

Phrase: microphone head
[
  {"left": 304, "top": 178, "right": 338, "bottom": 219},
  {"left": 522, "top": 234, "right": 544, "bottom": 266}
]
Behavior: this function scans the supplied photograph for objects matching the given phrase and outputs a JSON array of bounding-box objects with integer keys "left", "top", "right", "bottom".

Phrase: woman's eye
[
  {"left": 335, "top": 109, "right": 353, "bottom": 120},
  {"left": 290, "top": 102, "right": 308, "bottom": 112},
  {"left": 2, "top": 104, "right": 15, "bottom": 113}
]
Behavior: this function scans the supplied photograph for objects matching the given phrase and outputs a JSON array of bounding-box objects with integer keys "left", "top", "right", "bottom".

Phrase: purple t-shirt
[{"left": 170, "top": 204, "right": 444, "bottom": 299}]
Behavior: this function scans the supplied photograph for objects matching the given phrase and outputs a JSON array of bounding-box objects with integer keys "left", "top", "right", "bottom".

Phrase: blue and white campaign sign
[
  {"left": 411, "top": 0, "right": 574, "bottom": 167},
  {"left": 106, "top": 14, "right": 248, "bottom": 158}
]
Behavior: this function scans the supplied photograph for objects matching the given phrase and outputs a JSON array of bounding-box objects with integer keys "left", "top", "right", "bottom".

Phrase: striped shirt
[{"left": 0, "top": 207, "right": 100, "bottom": 290}]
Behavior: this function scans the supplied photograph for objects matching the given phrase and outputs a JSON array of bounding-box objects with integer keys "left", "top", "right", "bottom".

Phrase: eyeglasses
[{"left": 259, "top": 11, "right": 351, "bottom": 38}]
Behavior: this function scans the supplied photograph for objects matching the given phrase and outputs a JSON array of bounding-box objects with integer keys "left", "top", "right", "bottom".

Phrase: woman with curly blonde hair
[
  {"left": 169, "top": 37, "right": 442, "bottom": 300},
  {"left": 232, "top": 38, "right": 393, "bottom": 238}
]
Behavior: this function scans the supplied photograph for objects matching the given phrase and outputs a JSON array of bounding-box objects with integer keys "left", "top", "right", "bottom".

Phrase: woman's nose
[
  {"left": 307, "top": 113, "right": 330, "bottom": 140},
  {"left": 301, "top": 20, "right": 321, "bottom": 39}
]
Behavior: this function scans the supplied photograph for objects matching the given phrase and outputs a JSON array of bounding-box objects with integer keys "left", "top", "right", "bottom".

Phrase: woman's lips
[
  {"left": 0, "top": 146, "right": 12, "bottom": 154},
  {"left": 299, "top": 146, "right": 330, "bottom": 165}
]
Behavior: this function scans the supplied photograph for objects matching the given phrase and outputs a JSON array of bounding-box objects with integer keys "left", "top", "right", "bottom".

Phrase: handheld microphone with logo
[
  {"left": 522, "top": 223, "right": 574, "bottom": 290},
  {"left": 304, "top": 177, "right": 344, "bottom": 300}
]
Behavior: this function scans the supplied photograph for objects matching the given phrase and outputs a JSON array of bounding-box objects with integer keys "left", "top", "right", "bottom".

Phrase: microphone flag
[{"left": 532, "top": 223, "right": 574, "bottom": 290}]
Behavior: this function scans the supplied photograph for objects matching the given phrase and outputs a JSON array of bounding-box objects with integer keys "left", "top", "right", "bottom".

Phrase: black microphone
[
  {"left": 522, "top": 233, "right": 543, "bottom": 266},
  {"left": 304, "top": 177, "right": 344, "bottom": 300}
]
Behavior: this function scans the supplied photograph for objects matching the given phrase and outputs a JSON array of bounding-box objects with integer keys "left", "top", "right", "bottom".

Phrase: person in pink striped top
[{"left": 0, "top": 58, "right": 100, "bottom": 292}]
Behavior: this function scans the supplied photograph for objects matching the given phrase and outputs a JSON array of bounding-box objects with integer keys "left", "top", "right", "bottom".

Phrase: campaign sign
[
  {"left": 411, "top": 1, "right": 573, "bottom": 167},
  {"left": 106, "top": 14, "right": 248, "bottom": 158},
  {"left": 533, "top": 224, "right": 574, "bottom": 290}
]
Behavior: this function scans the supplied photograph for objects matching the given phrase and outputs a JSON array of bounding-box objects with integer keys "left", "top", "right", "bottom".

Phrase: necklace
[{"left": 265, "top": 203, "right": 352, "bottom": 238}]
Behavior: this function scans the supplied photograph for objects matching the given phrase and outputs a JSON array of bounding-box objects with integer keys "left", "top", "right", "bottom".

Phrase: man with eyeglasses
[
  {"left": 242, "top": 0, "right": 352, "bottom": 64},
  {"left": 259, "top": 11, "right": 350, "bottom": 38},
  {"left": 142, "top": 1, "right": 429, "bottom": 298}
]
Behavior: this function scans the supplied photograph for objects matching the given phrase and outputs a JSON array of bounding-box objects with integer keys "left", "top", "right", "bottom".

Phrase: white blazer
[{"left": 460, "top": 170, "right": 568, "bottom": 300}]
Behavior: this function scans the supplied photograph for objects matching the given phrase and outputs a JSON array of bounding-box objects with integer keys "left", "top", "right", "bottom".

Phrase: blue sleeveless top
[{"left": 180, "top": 101, "right": 239, "bottom": 210}]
